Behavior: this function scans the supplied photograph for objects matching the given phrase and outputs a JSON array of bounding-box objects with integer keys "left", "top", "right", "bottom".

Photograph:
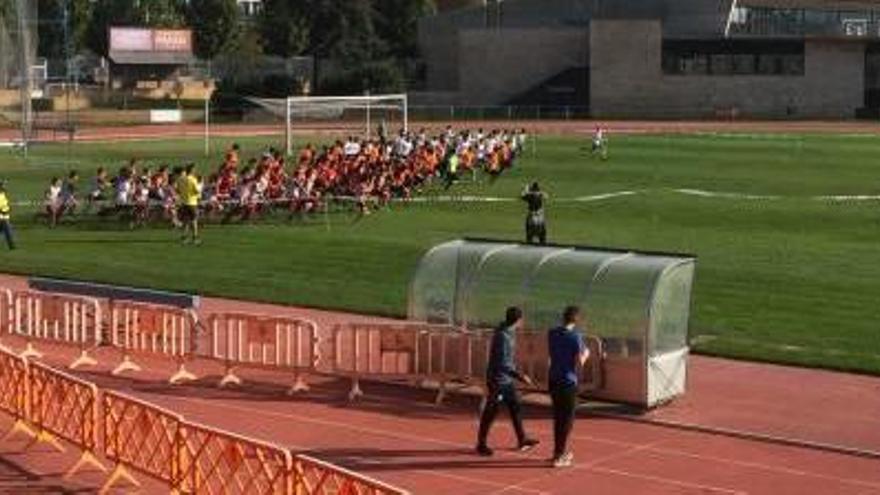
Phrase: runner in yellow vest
[
  {"left": 0, "top": 181, "right": 17, "bottom": 250},
  {"left": 175, "top": 164, "right": 202, "bottom": 245}
]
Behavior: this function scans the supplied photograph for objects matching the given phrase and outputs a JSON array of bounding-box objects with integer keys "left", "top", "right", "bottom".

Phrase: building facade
[{"left": 417, "top": 0, "right": 879, "bottom": 118}]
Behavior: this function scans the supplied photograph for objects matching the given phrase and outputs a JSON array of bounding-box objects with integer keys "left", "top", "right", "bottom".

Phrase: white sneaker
[{"left": 552, "top": 452, "right": 574, "bottom": 468}]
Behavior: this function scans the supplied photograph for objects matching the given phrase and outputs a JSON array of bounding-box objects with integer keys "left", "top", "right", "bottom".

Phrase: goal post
[{"left": 247, "top": 94, "right": 408, "bottom": 156}]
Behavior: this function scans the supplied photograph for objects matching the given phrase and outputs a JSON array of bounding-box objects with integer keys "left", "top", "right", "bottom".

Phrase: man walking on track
[
  {"left": 0, "top": 181, "right": 16, "bottom": 250},
  {"left": 476, "top": 306, "right": 540, "bottom": 457},
  {"left": 176, "top": 163, "right": 202, "bottom": 246},
  {"left": 548, "top": 306, "right": 590, "bottom": 468}
]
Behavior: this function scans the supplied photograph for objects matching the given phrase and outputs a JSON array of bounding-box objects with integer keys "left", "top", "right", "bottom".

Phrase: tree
[
  {"left": 187, "top": 0, "right": 241, "bottom": 60},
  {"left": 374, "top": 0, "right": 434, "bottom": 59},
  {"left": 258, "top": 0, "right": 309, "bottom": 58},
  {"left": 36, "top": 0, "right": 92, "bottom": 59}
]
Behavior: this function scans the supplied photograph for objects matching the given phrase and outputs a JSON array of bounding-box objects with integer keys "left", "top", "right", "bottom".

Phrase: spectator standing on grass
[
  {"left": 0, "top": 181, "right": 16, "bottom": 250},
  {"left": 548, "top": 306, "right": 590, "bottom": 468},
  {"left": 476, "top": 306, "right": 540, "bottom": 457},
  {"left": 176, "top": 163, "right": 202, "bottom": 245}
]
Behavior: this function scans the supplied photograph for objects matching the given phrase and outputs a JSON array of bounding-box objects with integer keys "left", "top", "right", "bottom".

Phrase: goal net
[
  {"left": 248, "top": 94, "right": 408, "bottom": 155},
  {"left": 0, "top": 0, "right": 37, "bottom": 147}
]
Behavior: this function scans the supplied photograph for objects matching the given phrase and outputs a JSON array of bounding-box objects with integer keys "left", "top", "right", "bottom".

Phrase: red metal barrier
[
  {"left": 207, "top": 312, "right": 319, "bottom": 394},
  {"left": 0, "top": 346, "right": 35, "bottom": 442},
  {"left": 109, "top": 300, "right": 199, "bottom": 384},
  {"left": 292, "top": 454, "right": 409, "bottom": 495},
  {"left": 177, "top": 419, "right": 292, "bottom": 494},
  {"left": 27, "top": 360, "right": 105, "bottom": 479},
  {"left": 101, "top": 390, "right": 183, "bottom": 493},
  {"left": 11, "top": 290, "right": 102, "bottom": 369}
]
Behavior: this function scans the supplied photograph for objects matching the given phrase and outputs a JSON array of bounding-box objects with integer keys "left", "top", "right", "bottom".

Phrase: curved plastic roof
[{"left": 409, "top": 240, "right": 695, "bottom": 353}]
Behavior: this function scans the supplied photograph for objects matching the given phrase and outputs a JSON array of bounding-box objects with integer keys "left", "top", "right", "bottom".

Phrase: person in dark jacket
[{"left": 475, "top": 306, "right": 540, "bottom": 457}]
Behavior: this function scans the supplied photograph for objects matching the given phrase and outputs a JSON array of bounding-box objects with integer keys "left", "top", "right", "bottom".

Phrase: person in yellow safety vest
[
  {"left": 175, "top": 163, "right": 202, "bottom": 246},
  {"left": 444, "top": 151, "right": 460, "bottom": 190},
  {"left": 0, "top": 181, "right": 17, "bottom": 250}
]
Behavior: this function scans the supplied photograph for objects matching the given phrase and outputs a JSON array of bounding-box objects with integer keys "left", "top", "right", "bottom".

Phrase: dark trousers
[
  {"left": 525, "top": 217, "right": 546, "bottom": 245},
  {"left": 550, "top": 384, "right": 578, "bottom": 458},
  {"left": 477, "top": 383, "right": 526, "bottom": 446},
  {"left": 0, "top": 220, "right": 15, "bottom": 250}
]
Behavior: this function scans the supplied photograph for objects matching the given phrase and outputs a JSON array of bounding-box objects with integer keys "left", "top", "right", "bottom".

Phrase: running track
[{"left": 0, "top": 270, "right": 876, "bottom": 494}]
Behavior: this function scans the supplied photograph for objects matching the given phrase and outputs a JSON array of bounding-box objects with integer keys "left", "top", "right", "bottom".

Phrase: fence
[
  {"left": 11, "top": 290, "right": 102, "bottom": 369},
  {"left": 0, "top": 288, "right": 11, "bottom": 342},
  {"left": 206, "top": 313, "right": 319, "bottom": 394},
  {"left": 177, "top": 420, "right": 292, "bottom": 494},
  {"left": 0, "top": 346, "right": 34, "bottom": 442},
  {"left": 102, "top": 390, "right": 182, "bottom": 492},
  {"left": 27, "top": 360, "right": 105, "bottom": 478},
  {"left": 109, "top": 300, "right": 199, "bottom": 384},
  {"left": 332, "top": 323, "right": 607, "bottom": 404},
  {"left": 294, "top": 454, "right": 410, "bottom": 495}
]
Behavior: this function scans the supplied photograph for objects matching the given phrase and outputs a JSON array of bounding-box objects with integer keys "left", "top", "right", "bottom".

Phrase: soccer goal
[{"left": 249, "top": 94, "right": 409, "bottom": 156}]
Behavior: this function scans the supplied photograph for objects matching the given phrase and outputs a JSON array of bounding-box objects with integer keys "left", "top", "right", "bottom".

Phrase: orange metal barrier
[
  {"left": 416, "top": 329, "right": 492, "bottom": 404},
  {"left": 0, "top": 346, "right": 35, "bottom": 442},
  {"left": 11, "top": 290, "right": 102, "bottom": 369},
  {"left": 177, "top": 419, "right": 292, "bottom": 494},
  {"left": 27, "top": 360, "right": 105, "bottom": 479},
  {"left": 207, "top": 312, "right": 319, "bottom": 394},
  {"left": 293, "top": 454, "right": 410, "bottom": 495},
  {"left": 109, "top": 300, "right": 199, "bottom": 384},
  {"left": 101, "top": 389, "right": 183, "bottom": 494}
]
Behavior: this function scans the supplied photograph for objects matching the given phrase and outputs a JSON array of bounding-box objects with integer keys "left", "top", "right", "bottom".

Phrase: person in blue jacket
[{"left": 475, "top": 306, "right": 540, "bottom": 457}]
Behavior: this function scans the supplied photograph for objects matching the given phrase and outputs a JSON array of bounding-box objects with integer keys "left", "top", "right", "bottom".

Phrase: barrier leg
[
  {"left": 348, "top": 377, "right": 363, "bottom": 402},
  {"left": 26, "top": 429, "right": 65, "bottom": 453},
  {"left": 434, "top": 381, "right": 447, "bottom": 406},
  {"left": 64, "top": 449, "right": 106, "bottom": 479},
  {"left": 218, "top": 365, "right": 242, "bottom": 388},
  {"left": 169, "top": 363, "right": 197, "bottom": 385},
  {"left": 19, "top": 342, "right": 43, "bottom": 361},
  {"left": 100, "top": 464, "right": 141, "bottom": 494},
  {"left": 286, "top": 373, "right": 310, "bottom": 395},
  {"left": 111, "top": 355, "right": 141, "bottom": 376},
  {"left": 1, "top": 419, "right": 37, "bottom": 443},
  {"left": 69, "top": 349, "right": 98, "bottom": 370}
]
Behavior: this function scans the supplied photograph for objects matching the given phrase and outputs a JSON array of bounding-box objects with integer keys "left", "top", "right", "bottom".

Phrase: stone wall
[{"left": 590, "top": 19, "right": 865, "bottom": 118}]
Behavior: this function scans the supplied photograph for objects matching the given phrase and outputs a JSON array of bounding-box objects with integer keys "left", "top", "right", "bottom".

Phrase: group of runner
[{"left": 40, "top": 126, "right": 530, "bottom": 237}]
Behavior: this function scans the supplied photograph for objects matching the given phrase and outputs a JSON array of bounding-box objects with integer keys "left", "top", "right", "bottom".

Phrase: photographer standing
[{"left": 522, "top": 182, "right": 547, "bottom": 245}]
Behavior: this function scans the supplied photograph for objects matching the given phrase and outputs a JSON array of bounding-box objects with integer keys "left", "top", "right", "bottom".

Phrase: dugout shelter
[{"left": 408, "top": 239, "right": 696, "bottom": 407}]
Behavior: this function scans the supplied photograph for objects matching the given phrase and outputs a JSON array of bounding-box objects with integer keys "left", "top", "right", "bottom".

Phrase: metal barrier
[
  {"left": 11, "top": 290, "right": 102, "bottom": 369},
  {"left": 0, "top": 346, "right": 36, "bottom": 442},
  {"left": 207, "top": 313, "right": 319, "bottom": 394},
  {"left": 109, "top": 301, "right": 199, "bottom": 384},
  {"left": 332, "top": 323, "right": 606, "bottom": 405},
  {"left": 27, "top": 360, "right": 105, "bottom": 479},
  {"left": 293, "top": 454, "right": 409, "bottom": 495},
  {"left": 101, "top": 389, "right": 183, "bottom": 494},
  {"left": 516, "top": 332, "right": 606, "bottom": 394},
  {"left": 0, "top": 288, "right": 13, "bottom": 341},
  {"left": 177, "top": 420, "right": 292, "bottom": 494},
  {"left": 331, "top": 323, "right": 427, "bottom": 401},
  {"left": 417, "top": 329, "right": 492, "bottom": 405}
]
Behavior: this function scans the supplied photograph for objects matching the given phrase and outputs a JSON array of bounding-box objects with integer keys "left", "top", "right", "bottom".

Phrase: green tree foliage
[
  {"left": 37, "top": 0, "right": 92, "bottom": 59},
  {"left": 258, "top": 0, "right": 309, "bottom": 58},
  {"left": 187, "top": 0, "right": 241, "bottom": 60},
  {"left": 373, "top": 0, "right": 434, "bottom": 59}
]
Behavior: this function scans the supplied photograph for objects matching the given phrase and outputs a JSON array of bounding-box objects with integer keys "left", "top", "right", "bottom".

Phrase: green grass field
[{"left": 1, "top": 132, "right": 879, "bottom": 374}]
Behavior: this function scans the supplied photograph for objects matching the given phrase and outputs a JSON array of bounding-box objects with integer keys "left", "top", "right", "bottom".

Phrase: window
[{"left": 662, "top": 40, "right": 804, "bottom": 77}]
